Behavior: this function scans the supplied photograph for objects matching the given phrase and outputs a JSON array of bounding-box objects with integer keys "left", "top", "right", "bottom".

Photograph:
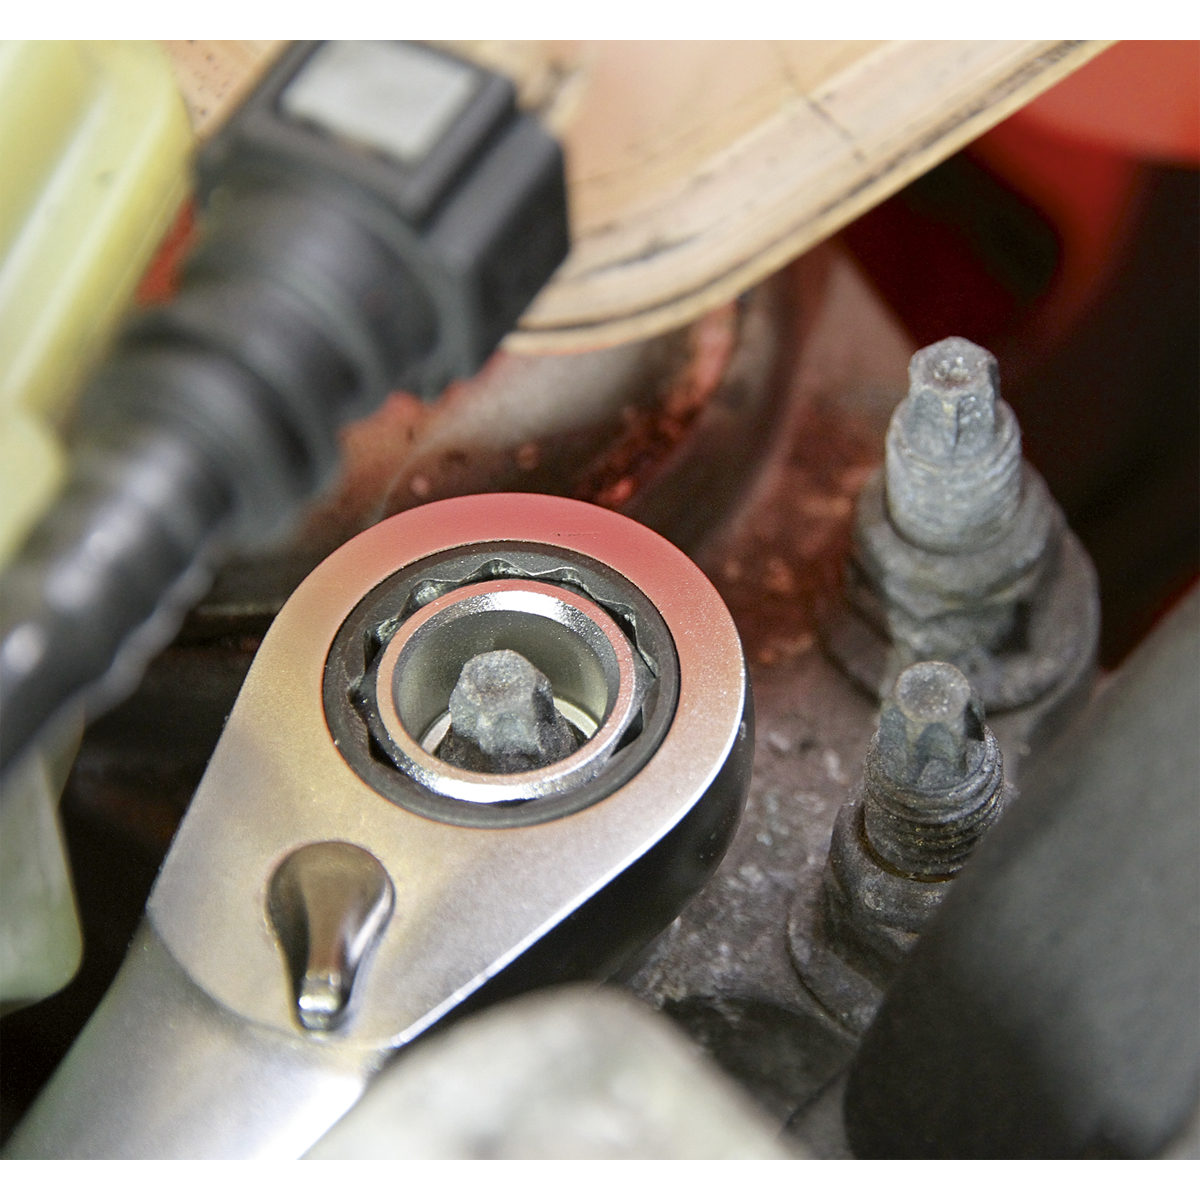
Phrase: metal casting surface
[
  {"left": 308, "top": 985, "right": 792, "bottom": 1159},
  {"left": 618, "top": 273, "right": 918, "bottom": 1124},
  {"left": 7, "top": 494, "right": 750, "bottom": 1158},
  {"left": 623, "top": 650, "right": 867, "bottom": 1120}
]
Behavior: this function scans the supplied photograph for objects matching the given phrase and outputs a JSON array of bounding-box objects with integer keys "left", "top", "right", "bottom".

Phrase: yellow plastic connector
[
  {"left": 0, "top": 40, "right": 192, "bottom": 1010},
  {"left": 0, "top": 40, "right": 193, "bottom": 568}
]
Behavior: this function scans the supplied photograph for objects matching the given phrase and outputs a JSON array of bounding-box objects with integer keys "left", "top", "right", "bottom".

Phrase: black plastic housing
[
  {"left": 198, "top": 40, "right": 569, "bottom": 399},
  {"left": 0, "top": 42, "right": 569, "bottom": 775}
]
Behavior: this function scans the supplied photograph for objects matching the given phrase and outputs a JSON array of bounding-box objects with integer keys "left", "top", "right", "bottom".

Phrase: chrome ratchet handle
[{"left": 7, "top": 495, "right": 752, "bottom": 1159}]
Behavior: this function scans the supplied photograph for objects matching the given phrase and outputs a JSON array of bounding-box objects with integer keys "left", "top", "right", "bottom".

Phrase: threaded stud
[
  {"left": 436, "top": 649, "right": 582, "bottom": 773},
  {"left": 885, "top": 337, "right": 1023, "bottom": 554},
  {"left": 863, "top": 661, "right": 1005, "bottom": 878}
]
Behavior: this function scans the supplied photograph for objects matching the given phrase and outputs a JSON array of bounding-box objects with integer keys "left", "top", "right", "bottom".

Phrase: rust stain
[{"left": 574, "top": 301, "right": 739, "bottom": 509}]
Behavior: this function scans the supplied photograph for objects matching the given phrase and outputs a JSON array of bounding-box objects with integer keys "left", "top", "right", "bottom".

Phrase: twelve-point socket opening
[
  {"left": 372, "top": 580, "right": 647, "bottom": 803},
  {"left": 324, "top": 543, "right": 680, "bottom": 828}
]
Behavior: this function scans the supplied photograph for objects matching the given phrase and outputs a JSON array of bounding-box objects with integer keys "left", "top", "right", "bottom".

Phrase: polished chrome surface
[
  {"left": 4, "top": 923, "right": 380, "bottom": 1159},
  {"left": 267, "top": 842, "right": 394, "bottom": 1031}
]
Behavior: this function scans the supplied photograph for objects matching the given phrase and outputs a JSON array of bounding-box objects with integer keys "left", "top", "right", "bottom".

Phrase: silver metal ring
[{"left": 372, "top": 579, "right": 642, "bottom": 803}]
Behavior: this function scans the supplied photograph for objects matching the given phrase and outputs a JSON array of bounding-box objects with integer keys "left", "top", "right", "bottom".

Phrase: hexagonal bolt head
[
  {"left": 886, "top": 337, "right": 1023, "bottom": 553},
  {"left": 863, "top": 661, "right": 1005, "bottom": 878},
  {"left": 438, "top": 649, "right": 582, "bottom": 773}
]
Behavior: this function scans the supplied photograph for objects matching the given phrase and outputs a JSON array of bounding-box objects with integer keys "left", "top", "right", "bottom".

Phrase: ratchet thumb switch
[{"left": 268, "top": 842, "right": 394, "bottom": 1032}]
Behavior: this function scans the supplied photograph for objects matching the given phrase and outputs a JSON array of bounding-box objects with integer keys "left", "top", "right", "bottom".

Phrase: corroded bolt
[
  {"left": 885, "top": 336, "right": 1023, "bottom": 554},
  {"left": 863, "top": 661, "right": 1004, "bottom": 878},
  {"left": 807, "top": 661, "right": 1009, "bottom": 1012},
  {"left": 829, "top": 334, "right": 1088, "bottom": 713},
  {"left": 437, "top": 649, "right": 581, "bottom": 773}
]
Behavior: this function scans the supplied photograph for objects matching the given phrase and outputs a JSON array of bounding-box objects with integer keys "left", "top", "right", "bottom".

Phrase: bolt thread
[
  {"left": 862, "top": 729, "right": 1005, "bottom": 878},
  {"left": 884, "top": 337, "right": 1024, "bottom": 554},
  {"left": 886, "top": 399, "right": 1023, "bottom": 553}
]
